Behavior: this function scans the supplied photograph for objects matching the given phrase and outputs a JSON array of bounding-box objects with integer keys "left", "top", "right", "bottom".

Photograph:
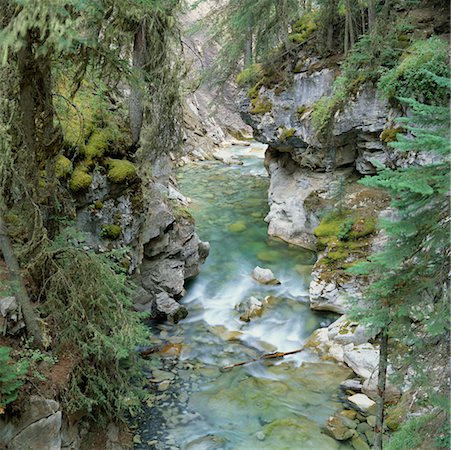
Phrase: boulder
[
  {"left": 235, "top": 296, "right": 266, "bottom": 322},
  {"left": 348, "top": 394, "right": 376, "bottom": 414},
  {"left": 362, "top": 369, "right": 401, "bottom": 403},
  {"left": 251, "top": 266, "right": 280, "bottom": 285},
  {"left": 154, "top": 292, "right": 188, "bottom": 324},
  {"left": 340, "top": 379, "right": 363, "bottom": 393},
  {"left": 343, "top": 343, "right": 379, "bottom": 380}
]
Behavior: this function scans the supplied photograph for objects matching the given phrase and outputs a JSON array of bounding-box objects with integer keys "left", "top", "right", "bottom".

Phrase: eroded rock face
[
  {"left": 74, "top": 157, "right": 209, "bottom": 323},
  {"left": 0, "top": 397, "right": 62, "bottom": 450},
  {"left": 240, "top": 62, "right": 394, "bottom": 175}
]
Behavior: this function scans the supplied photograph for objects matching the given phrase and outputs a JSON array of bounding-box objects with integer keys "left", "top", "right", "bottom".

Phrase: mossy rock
[
  {"left": 83, "top": 129, "right": 110, "bottom": 160},
  {"left": 70, "top": 165, "right": 93, "bottom": 192},
  {"left": 101, "top": 224, "right": 122, "bottom": 240},
  {"left": 279, "top": 127, "right": 295, "bottom": 141},
  {"left": 250, "top": 96, "right": 272, "bottom": 115},
  {"left": 106, "top": 158, "right": 137, "bottom": 183},
  {"left": 228, "top": 221, "right": 247, "bottom": 233},
  {"left": 55, "top": 155, "right": 72, "bottom": 179},
  {"left": 248, "top": 82, "right": 263, "bottom": 100}
]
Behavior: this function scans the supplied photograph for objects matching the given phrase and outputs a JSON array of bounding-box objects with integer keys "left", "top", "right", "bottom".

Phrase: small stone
[
  {"left": 367, "top": 415, "right": 376, "bottom": 427},
  {"left": 351, "top": 435, "right": 371, "bottom": 450},
  {"left": 340, "top": 409, "right": 357, "bottom": 420},
  {"left": 256, "top": 431, "right": 266, "bottom": 441},
  {"left": 348, "top": 394, "right": 376, "bottom": 414},
  {"left": 340, "top": 379, "right": 363, "bottom": 392},
  {"left": 158, "top": 380, "right": 171, "bottom": 391},
  {"left": 326, "top": 415, "right": 356, "bottom": 440},
  {"left": 357, "top": 422, "right": 371, "bottom": 434}
]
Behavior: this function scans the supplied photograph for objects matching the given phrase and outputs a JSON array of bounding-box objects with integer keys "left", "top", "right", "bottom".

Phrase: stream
[{"left": 135, "top": 144, "right": 353, "bottom": 450}]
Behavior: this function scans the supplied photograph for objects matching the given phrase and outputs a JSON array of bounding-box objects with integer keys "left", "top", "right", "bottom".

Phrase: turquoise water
[{"left": 135, "top": 145, "right": 352, "bottom": 450}]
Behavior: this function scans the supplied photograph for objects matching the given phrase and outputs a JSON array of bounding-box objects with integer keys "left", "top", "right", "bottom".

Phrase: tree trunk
[
  {"left": 368, "top": 0, "right": 376, "bottom": 30},
  {"left": 0, "top": 212, "right": 43, "bottom": 348},
  {"left": 244, "top": 25, "right": 253, "bottom": 67},
  {"left": 344, "top": 7, "right": 349, "bottom": 55},
  {"left": 374, "top": 329, "right": 389, "bottom": 450},
  {"left": 130, "top": 19, "right": 148, "bottom": 146},
  {"left": 326, "top": 0, "right": 336, "bottom": 52}
]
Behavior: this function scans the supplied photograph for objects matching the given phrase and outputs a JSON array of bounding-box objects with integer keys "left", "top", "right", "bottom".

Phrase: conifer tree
[{"left": 350, "top": 75, "right": 450, "bottom": 449}]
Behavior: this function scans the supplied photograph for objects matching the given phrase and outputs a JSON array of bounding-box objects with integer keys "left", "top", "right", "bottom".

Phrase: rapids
[{"left": 135, "top": 144, "right": 353, "bottom": 450}]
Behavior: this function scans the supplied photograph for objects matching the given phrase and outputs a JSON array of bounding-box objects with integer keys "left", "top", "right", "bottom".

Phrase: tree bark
[
  {"left": 130, "top": 19, "right": 148, "bottom": 146},
  {"left": 368, "top": 0, "right": 376, "bottom": 30},
  {"left": 326, "top": 0, "right": 335, "bottom": 53},
  {"left": 374, "top": 329, "right": 389, "bottom": 450},
  {"left": 244, "top": 24, "right": 253, "bottom": 68},
  {"left": 0, "top": 212, "right": 43, "bottom": 348}
]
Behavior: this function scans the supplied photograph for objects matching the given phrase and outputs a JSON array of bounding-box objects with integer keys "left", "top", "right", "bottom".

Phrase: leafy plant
[{"left": 0, "top": 346, "right": 28, "bottom": 409}]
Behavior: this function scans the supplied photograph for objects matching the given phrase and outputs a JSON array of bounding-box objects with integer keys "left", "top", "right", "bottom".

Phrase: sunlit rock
[{"left": 251, "top": 266, "right": 281, "bottom": 285}]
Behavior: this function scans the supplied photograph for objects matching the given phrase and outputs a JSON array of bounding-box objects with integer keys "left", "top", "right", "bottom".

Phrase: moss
[
  {"left": 55, "top": 155, "right": 72, "bottom": 179},
  {"left": 349, "top": 217, "right": 376, "bottom": 239},
  {"left": 279, "top": 127, "right": 295, "bottom": 141},
  {"left": 89, "top": 200, "right": 104, "bottom": 211},
  {"left": 248, "top": 82, "right": 262, "bottom": 100},
  {"left": 83, "top": 129, "right": 110, "bottom": 160},
  {"left": 101, "top": 224, "right": 122, "bottom": 240},
  {"left": 250, "top": 96, "right": 272, "bottom": 115},
  {"left": 289, "top": 13, "right": 317, "bottom": 44},
  {"left": 380, "top": 127, "right": 404, "bottom": 144},
  {"left": 70, "top": 165, "right": 93, "bottom": 192},
  {"left": 296, "top": 105, "right": 309, "bottom": 117},
  {"left": 106, "top": 158, "right": 137, "bottom": 183},
  {"left": 311, "top": 96, "right": 336, "bottom": 135},
  {"left": 236, "top": 63, "right": 263, "bottom": 86}
]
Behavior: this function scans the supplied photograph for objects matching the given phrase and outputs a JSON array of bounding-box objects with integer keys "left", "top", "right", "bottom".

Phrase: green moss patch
[
  {"left": 279, "top": 127, "right": 295, "bottom": 141},
  {"left": 314, "top": 211, "right": 377, "bottom": 272},
  {"left": 106, "top": 159, "right": 137, "bottom": 184},
  {"left": 236, "top": 63, "right": 263, "bottom": 86},
  {"left": 55, "top": 155, "right": 72, "bottom": 179},
  {"left": 83, "top": 129, "right": 110, "bottom": 160},
  {"left": 250, "top": 96, "right": 272, "bottom": 115},
  {"left": 70, "top": 165, "right": 93, "bottom": 192},
  {"left": 101, "top": 224, "right": 122, "bottom": 240}
]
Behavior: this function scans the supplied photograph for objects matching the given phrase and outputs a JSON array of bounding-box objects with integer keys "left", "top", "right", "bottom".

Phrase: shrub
[
  {"left": 36, "top": 228, "right": 148, "bottom": 420},
  {"left": 279, "top": 127, "right": 295, "bottom": 141},
  {"left": 378, "top": 37, "right": 450, "bottom": 105},
  {"left": 236, "top": 63, "right": 263, "bottom": 86}
]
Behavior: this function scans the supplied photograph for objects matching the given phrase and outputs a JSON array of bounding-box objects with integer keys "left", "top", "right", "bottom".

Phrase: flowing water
[{"left": 135, "top": 144, "right": 353, "bottom": 450}]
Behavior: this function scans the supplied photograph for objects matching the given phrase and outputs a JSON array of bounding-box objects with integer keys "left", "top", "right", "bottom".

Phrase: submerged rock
[
  {"left": 251, "top": 266, "right": 281, "bottom": 285},
  {"left": 236, "top": 296, "right": 265, "bottom": 322}
]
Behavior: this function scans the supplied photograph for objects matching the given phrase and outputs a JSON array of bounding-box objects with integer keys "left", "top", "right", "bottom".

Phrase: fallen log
[{"left": 222, "top": 347, "right": 304, "bottom": 371}]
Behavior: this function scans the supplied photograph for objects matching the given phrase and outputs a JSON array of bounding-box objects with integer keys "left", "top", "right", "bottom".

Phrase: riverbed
[{"left": 134, "top": 144, "right": 353, "bottom": 450}]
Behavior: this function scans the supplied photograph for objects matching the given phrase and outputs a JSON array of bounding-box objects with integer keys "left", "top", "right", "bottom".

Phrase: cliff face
[
  {"left": 239, "top": 56, "right": 399, "bottom": 314},
  {"left": 180, "top": 0, "right": 252, "bottom": 162}
]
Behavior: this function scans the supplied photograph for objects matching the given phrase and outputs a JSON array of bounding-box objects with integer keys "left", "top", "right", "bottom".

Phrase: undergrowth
[{"left": 33, "top": 227, "right": 149, "bottom": 421}]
